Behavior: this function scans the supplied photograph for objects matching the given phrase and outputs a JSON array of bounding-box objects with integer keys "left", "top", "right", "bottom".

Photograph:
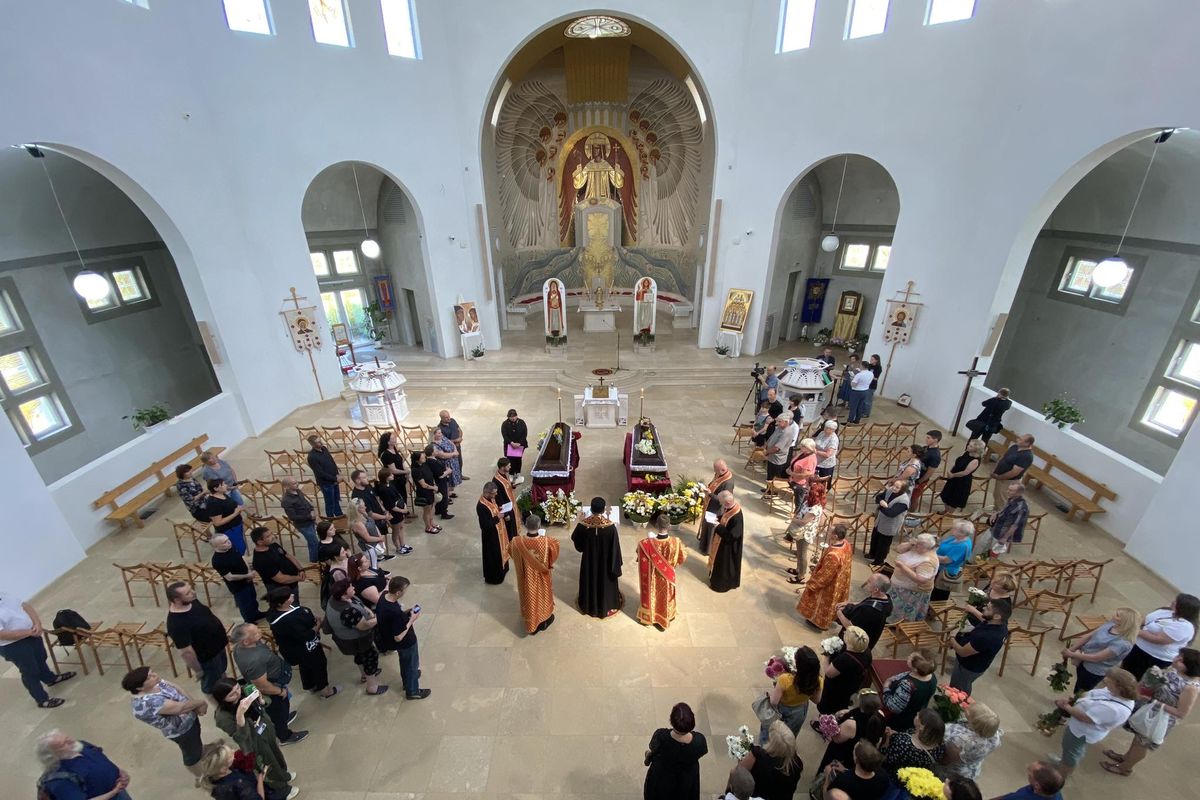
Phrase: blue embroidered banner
[{"left": 801, "top": 278, "right": 830, "bottom": 323}]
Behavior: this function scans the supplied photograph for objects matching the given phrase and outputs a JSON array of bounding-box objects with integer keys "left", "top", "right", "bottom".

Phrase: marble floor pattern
[{"left": 3, "top": 323, "right": 1194, "bottom": 800}]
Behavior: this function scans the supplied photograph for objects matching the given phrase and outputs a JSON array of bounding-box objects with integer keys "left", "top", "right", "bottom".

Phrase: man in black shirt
[
  {"left": 250, "top": 526, "right": 303, "bottom": 603},
  {"left": 350, "top": 470, "right": 392, "bottom": 534},
  {"left": 835, "top": 573, "right": 893, "bottom": 650},
  {"left": 265, "top": 587, "right": 337, "bottom": 698},
  {"left": 306, "top": 434, "right": 342, "bottom": 517},
  {"left": 203, "top": 480, "right": 245, "bottom": 555},
  {"left": 990, "top": 433, "right": 1036, "bottom": 510},
  {"left": 949, "top": 598, "right": 1012, "bottom": 694},
  {"left": 501, "top": 409, "right": 529, "bottom": 484},
  {"left": 752, "top": 387, "right": 786, "bottom": 446},
  {"left": 210, "top": 533, "right": 262, "bottom": 623},
  {"left": 423, "top": 446, "right": 454, "bottom": 520},
  {"left": 164, "top": 582, "right": 229, "bottom": 694},
  {"left": 374, "top": 575, "right": 429, "bottom": 700}
]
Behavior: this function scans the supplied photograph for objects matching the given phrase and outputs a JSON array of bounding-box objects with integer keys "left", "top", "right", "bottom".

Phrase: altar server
[
  {"left": 572, "top": 496, "right": 624, "bottom": 617},
  {"left": 637, "top": 513, "right": 687, "bottom": 630},
  {"left": 708, "top": 491, "right": 744, "bottom": 593},
  {"left": 510, "top": 514, "right": 560, "bottom": 634}
]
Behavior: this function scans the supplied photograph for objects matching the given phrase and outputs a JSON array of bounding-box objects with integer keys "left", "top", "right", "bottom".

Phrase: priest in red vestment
[
  {"left": 571, "top": 496, "right": 623, "bottom": 617},
  {"left": 797, "top": 524, "right": 854, "bottom": 630},
  {"left": 637, "top": 513, "right": 687, "bottom": 630},
  {"left": 510, "top": 514, "right": 560, "bottom": 634}
]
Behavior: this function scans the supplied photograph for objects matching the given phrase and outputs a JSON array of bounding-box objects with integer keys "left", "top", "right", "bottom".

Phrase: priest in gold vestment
[
  {"left": 510, "top": 514, "right": 560, "bottom": 635},
  {"left": 796, "top": 524, "right": 854, "bottom": 630},
  {"left": 636, "top": 513, "right": 687, "bottom": 630}
]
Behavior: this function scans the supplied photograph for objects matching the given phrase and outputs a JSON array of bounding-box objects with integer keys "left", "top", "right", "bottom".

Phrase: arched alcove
[
  {"left": 0, "top": 143, "right": 219, "bottom": 483},
  {"left": 300, "top": 161, "right": 435, "bottom": 356},
  {"left": 479, "top": 12, "right": 716, "bottom": 342},
  {"left": 987, "top": 127, "right": 1200, "bottom": 474},
  {"left": 763, "top": 154, "right": 900, "bottom": 352}
]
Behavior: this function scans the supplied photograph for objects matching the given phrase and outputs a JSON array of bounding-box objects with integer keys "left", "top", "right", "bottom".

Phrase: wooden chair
[
  {"left": 265, "top": 450, "right": 301, "bottom": 479},
  {"left": 744, "top": 447, "right": 768, "bottom": 473},
  {"left": 862, "top": 423, "right": 893, "bottom": 449},
  {"left": 156, "top": 562, "right": 213, "bottom": 606},
  {"left": 296, "top": 426, "right": 319, "bottom": 449},
  {"left": 824, "top": 512, "right": 872, "bottom": 555},
  {"left": 125, "top": 624, "right": 179, "bottom": 677},
  {"left": 1009, "top": 512, "right": 1046, "bottom": 554},
  {"left": 837, "top": 445, "right": 865, "bottom": 475},
  {"left": 115, "top": 563, "right": 165, "bottom": 607},
  {"left": 998, "top": 625, "right": 1052, "bottom": 676},
  {"left": 1024, "top": 560, "right": 1074, "bottom": 592},
  {"left": 322, "top": 426, "right": 352, "bottom": 451},
  {"left": 764, "top": 479, "right": 794, "bottom": 514},
  {"left": 172, "top": 519, "right": 211, "bottom": 560},
  {"left": 1018, "top": 588, "right": 1083, "bottom": 640},
  {"left": 42, "top": 627, "right": 92, "bottom": 676},
  {"left": 1064, "top": 614, "right": 1110, "bottom": 643},
  {"left": 966, "top": 478, "right": 993, "bottom": 513},
  {"left": 348, "top": 425, "right": 376, "bottom": 453},
  {"left": 731, "top": 424, "right": 757, "bottom": 454},
  {"left": 401, "top": 425, "right": 428, "bottom": 451},
  {"left": 892, "top": 422, "right": 919, "bottom": 447},
  {"left": 926, "top": 601, "right": 968, "bottom": 635},
  {"left": 1060, "top": 558, "right": 1112, "bottom": 603},
  {"left": 890, "top": 621, "right": 952, "bottom": 669},
  {"left": 829, "top": 475, "right": 865, "bottom": 515},
  {"left": 187, "top": 563, "right": 226, "bottom": 607},
  {"left": 239, "top": 479, "right": 270, "bottom": 517},
  {"left": 78, "top": 623, "right": 144, "bottom": 676},
  {"left": 248, "top": 515, "right": 304, "bottom": 558}
]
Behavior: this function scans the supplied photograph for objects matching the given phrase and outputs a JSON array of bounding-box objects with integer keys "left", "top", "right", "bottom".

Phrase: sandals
[
  {"left": 786, "top": 568, "right": 798, "bottom": 575},
  {"left": 425, "top": 526, "right": 442, "bottom": 534},
  {"left": 1102, "top": 750, "right": 1125, "bottom": 763},
  {"left": 37, "top": 698, "right": 65, "bottom": 709},
  {"left": 47, "top": 672, "right": 76, "bottom": 686},
  {"left": 787, "top": 575, "right": 806, "bottom": 585},
  {"left": 1100, "top": 761, "right": 1131, "bottom": 776},
  {"left": 319, "top": 686, "right": 341, "bottom": 699},
  {"left": 366, "top": 685, "right": 390, "bottom": 696}
]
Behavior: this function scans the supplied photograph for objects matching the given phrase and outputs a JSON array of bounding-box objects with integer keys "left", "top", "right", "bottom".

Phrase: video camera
[{"left": 749, "top": 362, "right": 766, "bottom": 383}]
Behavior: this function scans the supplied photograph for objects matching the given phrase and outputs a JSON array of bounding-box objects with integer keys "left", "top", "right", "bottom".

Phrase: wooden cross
[{"left": 951, "top": 356, "right": 988, "bottom": 436}]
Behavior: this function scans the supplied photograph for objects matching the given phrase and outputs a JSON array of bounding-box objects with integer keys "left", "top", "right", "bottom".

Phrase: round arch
[
  {"left": 758, "top": 152, "right": 901, "bottom": 354},
  {"left": 299, "top": 159, "right": 438, "bottom": 354}
]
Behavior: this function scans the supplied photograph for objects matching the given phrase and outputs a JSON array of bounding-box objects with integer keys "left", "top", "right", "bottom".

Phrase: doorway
[
  {"left": 404, "top": 289, "right": 422, "bottom": 346},
  {"left": 320, "top": 287, "right": 372, "bottom": 345},
  {"left": 781, "top": 272, "right": 801, "bottom": 342}
]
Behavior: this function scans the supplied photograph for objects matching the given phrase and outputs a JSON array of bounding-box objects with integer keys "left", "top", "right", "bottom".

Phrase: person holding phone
[
  {"left": 375, "top": 575, "right": 430, "bottom": 699},
  {"left": 209, "top": 676, "right": 297, "bottom": 799}
]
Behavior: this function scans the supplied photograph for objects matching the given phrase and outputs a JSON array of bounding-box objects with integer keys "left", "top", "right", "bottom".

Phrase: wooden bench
[
  {"left": 92, "top": 435, "right": 223, "bottom": 529},
  {"left": 1023, "top": 456, "right": 1116, "bottom": 521}
]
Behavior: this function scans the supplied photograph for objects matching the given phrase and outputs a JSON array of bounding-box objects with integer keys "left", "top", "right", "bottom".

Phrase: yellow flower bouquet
[{"left": 896, "top": 767, "right": 944, "bottom": 799}]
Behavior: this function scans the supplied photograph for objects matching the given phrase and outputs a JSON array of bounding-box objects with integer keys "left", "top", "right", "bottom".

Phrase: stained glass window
[
  {"left": 1058, "top": 255, "right": 1131, "bottom": 303},
  {"left": 310, "top": 252, "right": 330, "bottom": 277},
  {"left": 0, "top": 292, "right": 19, "bottom": 336},
  {"left": 18, "top": 395, "right": 68, "bottom": 439},
  {"left": 0, "top": 349, "right": 44, "bottom": 393},
  {"left": 841, "top": 244, "right": 871, "bottom": 270},
  {"left": 332, "top": 250, "right": 359, "bottom": 275},
  {"left": 308, "top": 0, "right": 352, "bottom": 47},
  {"left": 112, "top": 269, "right": 146, "bottom": 302},
  {"left": 564, "top": 15, "right": 631, "bottom": 39}
]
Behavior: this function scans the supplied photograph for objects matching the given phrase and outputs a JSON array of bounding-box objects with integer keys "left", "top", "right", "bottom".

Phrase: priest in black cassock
[
  {"left": 477, "top": 481, "right": 509, "bottom": 584},
  {"left": 708, "top": 490, "right": 743, "bottom": 593},
  {"left": 571, "top": 496, "right": 623, "bottom": 617},
  {"left": 698, "top": 458, "right": 734, "bottom": 556}
]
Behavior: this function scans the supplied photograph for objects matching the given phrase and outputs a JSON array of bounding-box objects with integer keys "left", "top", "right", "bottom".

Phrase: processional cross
[{"left": 950, "top": 356, "right": 988, "bottom": 437}]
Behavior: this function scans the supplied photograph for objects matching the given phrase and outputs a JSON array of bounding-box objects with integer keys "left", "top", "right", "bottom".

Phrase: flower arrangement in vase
[
  {"left": 621, "top": 490, "right": 658, "bottom": 523},
  {"left": 539, "top": 489, "right": 581, "bottom": 525},
  {"left": 932, "top": 684, "right": 974, "bottom": 723}
]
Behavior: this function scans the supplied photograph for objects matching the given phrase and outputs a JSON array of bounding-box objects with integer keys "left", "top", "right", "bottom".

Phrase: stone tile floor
[{"left": 2, "top": 323, "right": 1192, "bottom": 799}]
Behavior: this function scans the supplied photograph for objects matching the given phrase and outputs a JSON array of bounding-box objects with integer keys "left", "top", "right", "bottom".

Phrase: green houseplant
[
  {"left": 545, "top": 332, "right": 568, "bottom": 347},
  {"left": 715, "top": 343, "right": 731, "bottom": 356},
  {"left": 124, "top": 402, "right": 171, "bottom": 431},
  {"left": 470, "top": 344, "right": 486, "bottom": 359},
  {"left": 1041, "top": 394, "right": 1084, "bottom": 429},
  {"left": 365, "top": 301, "right": 390, "bottom": 343}
]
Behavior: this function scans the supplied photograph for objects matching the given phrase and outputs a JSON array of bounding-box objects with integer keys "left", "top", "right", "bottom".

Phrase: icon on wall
[{"left": 453, "top": 302, "right": 480, "bottom": 334}]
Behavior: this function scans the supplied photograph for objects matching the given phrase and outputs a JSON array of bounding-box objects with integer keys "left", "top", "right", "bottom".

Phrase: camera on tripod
[{"left": 749, "top": 362, "right": 766, "bottom": 383}]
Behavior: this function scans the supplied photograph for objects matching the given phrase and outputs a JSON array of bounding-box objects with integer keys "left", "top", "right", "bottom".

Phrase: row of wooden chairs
[
  {"left": 294, "top": 424, "right": 433, "bottom": 453},
  {"left": 731, "top": 420, "right": 922, "bottom": 456},
  {"left": 43, "top": 622, "right": 177, "bottom": 677},
  {"left": 959, "top": 556, "right": 1112, "bottom": 603}
]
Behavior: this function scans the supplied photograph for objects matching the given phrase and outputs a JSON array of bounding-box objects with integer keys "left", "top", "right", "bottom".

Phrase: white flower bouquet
[
  {"left": 634, "top": 437, "right": 657, "bottom": 456},
  {"left": 621, "top": 490, "right": 658, "bottom": 522},
  {"left": 726, "top": 725, "right": 754, "bottom": 760},
  {"left": 820, "top": 636, "right": 844, "bottom": 656},
  {"left": 540, "top": 489, "right": 581, "bottom": 525}
]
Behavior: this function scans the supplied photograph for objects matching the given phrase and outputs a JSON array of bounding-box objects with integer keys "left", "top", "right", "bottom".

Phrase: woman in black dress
[
  {"left": 375, "top": 469, "right": 408, "bottom": 553},
  {"left": 348, "top": 552, "right": 388, "bottom": 608},
  {"left": 817, "top": 626, "right": 873, "bottom": 715},
  {"left": 817, "top": 691, "right": 886, "bottom": 771},
  {"left": 644, "top": 702, "right": 708, "bottom": 800},
  {"left": 736, "top": 720, "right": 804, "bottom": 800},
  {"left": 939, "top": 439, "right": 985, "bottom": 512}
]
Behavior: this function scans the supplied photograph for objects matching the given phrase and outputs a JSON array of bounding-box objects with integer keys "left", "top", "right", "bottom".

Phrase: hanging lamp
[
  {"left": 351, "top": 162, "right": 380, "bottom": 258},
  {"left": 1094, "top": 129, "right": 1170, "bottom": 288},
  {"left": 821, "top": 155, "right": 849, "bottom": 252}
]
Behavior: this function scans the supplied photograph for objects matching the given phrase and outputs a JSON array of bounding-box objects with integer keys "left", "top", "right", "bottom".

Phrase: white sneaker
[
  {"left": 288, "top": 771, "right": 297, "bottom": 780},
  {"left": 286, "top": 788, "right": 300, "bottom": 799},
  {"left": 1045, "top": 753, "right": 1063, "bottom": 765},
  {"left": 513, "top": 475, "right": 525, "bottom": 485}
]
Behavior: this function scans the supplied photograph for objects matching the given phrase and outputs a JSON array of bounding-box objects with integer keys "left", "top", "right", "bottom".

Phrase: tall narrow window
[
  {"left": 0, "top": 280, "right": 80, "bottom": 449},
  {"left": 72, "top": 264, "right": 156, "bottom": 321},
  {"left": 119, "top": 0, "right": 150, "bottom": 8},
  {"left": 223, "top": 0, "right": 274, "bottom": 35},
  {"left": 381, "top": 0, "right": 420, "bottom": 58},
  {"left": 778, "top": 0, "right": 817, "bottom": 53},
  {"left": 846, "top": 0, "right": 889, "bottom": 39},
  {"left": 308, "top": 0, "right": 352, "bottom": 47},
  {"left": 926, "top": 0, "right": 976, "bottom": 26}
]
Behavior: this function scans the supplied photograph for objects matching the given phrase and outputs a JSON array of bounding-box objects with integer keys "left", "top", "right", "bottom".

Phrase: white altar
[
  {"left": 580, "top": 305, "right": 619, "bottom": 332},
  {"left": 573, "top": 384, "right": 629, "bottom": 428},
  {"left": 776, "top": 357, "right": 835, "bottom": 424},
  {"left": 347, "top": 360, "right": 409, "bottom": 425}
]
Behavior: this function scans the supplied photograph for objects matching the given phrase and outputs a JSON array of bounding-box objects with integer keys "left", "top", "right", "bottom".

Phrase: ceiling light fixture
[
  {"left": 351, "top": 162, "right": 380, "bottom": 259},
  {"left": 21, "top": 144, "right": 107, "bottom": 301},
  {"left": 821, "top": 155, "right": 849, "bottom": 252},
  {"left": 1093, "top": 130, "right": 1167, "bottom": 288}
]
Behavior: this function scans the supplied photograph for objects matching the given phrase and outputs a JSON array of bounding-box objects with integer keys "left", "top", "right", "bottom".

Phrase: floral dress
[
  {"left": 943, "top": 722, "right": 1002, "bottom": 779},
  {"left": 1134, "top": 668, "right": 1200, "bottom": 750},
  {"left": 433, "top": 436, "right": 462, "bottom": 486}
]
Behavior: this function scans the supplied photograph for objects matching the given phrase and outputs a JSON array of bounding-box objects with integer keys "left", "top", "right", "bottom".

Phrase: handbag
[
  {"left": 1128, "top": 700, "right": 1170, "bottom": 745},
  {"left": 752, "top": 691, "right": 781, "bottom": 725}
]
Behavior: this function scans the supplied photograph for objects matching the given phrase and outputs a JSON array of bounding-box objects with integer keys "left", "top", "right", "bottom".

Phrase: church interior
[{"left": 3, "top": 1, "right": 1199, "bottom": 798}]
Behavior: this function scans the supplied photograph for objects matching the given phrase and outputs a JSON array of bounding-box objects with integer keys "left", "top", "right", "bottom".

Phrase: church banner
[
  {"left": 882, "top": 299, "right": 919, "bottom": 344},
  {"left": 801, "top": 278, "right": 830, "bottom": 323},
  {"left": 282, "top": 307, "right": 322, "bottom": 351}
]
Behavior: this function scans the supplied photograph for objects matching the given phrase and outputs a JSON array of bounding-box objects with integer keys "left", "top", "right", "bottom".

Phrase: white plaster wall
[
  {"left": 1126, "top": 417, "right": 1200, "bottom": 593},
  {"left": 1, "top": 0, "right": 1198, "bottom": 593}
]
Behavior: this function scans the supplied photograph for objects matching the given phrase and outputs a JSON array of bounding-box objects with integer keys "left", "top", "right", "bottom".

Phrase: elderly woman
[
  {"left": 943, "top": 702, "right": 1002, "bottom": 780},
  {"left": 1101, "top": 648, "right": 1200, "bottom": 776},
  {"left": 325, "top": 579, "right": 388, "bottom": 696},
  {"left": 431, "top": 427, "right": 462, "bottom": 490},
  {"left": 868, "top": 479, "right": 911, "bottom": 566},
  {"left": 888, "top": 534, "right": 940, "bottom": 623},
  {"left": 738, "top": 720, "right": 805, "bottom": 800},
  {"left": 174, "top": 464, "right": 208, "bottom": 519},
  {"left": 939, "top": 440, "right": 985, "bottom": 512},
  {"left": 785, "top": 481, "right": 827, "bottom": 586},
  {"left": 930, "top": 521, "right": 974, "bottom": 603},
  {"left": 209, "top": 677, "right": 295, "bottom": 799},
  {"left": 1062, "top": 607, "right": 1141, "bottom": 693},
  {"left": 814, "top": 419, "right": 840, "bottom": 480},
  {"left": 817, "top": 626, "right": 873, "bottom": 715},
  {"left": 797, "top": 524, "right": 853, "bottom": 630},
  {"left": 881, "top": 707, "right": 946, "bottom": 775}
]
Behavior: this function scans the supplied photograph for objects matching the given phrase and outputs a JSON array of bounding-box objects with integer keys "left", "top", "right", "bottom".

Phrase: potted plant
[
  {"left": 545, "top": 331, "right": 567, "bottom": 347},
  {"left": 470, "top": 344, "right": 486, "bottom": 360},
  {"left": 1041, "top": 394, "right": 1084, "bottom": 429},
  {"left": 124, "top": 402, "right": 171, "bottom": 432},
  {"left": 634, "top": 328, "right": 655, "bottom": 348},
  {"left": 715, "top": 343, "right": 731, "bottom": 357},
  {"left": 365, "top": 301, "right": 390, "bottom": 344},
  {"left": 813, "top": 328, "right": 833, "bottom": 346}
]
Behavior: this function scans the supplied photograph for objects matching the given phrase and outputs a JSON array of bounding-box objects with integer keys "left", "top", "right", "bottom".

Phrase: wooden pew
[
  {"left": 1023, "top": 455, "right": 1116, "bottom": 521},
  {"left": 92, "top": 435, "right": 223, "bottom": 529}
]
